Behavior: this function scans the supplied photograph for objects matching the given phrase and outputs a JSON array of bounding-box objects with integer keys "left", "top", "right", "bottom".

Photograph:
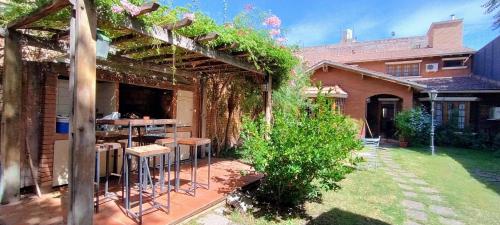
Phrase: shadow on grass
[
  {"left": 395, "top": 146, "right": 500, "bottom": 195},
  {"left": 306, "top": 208, "right": 391, "bottom": 225}
]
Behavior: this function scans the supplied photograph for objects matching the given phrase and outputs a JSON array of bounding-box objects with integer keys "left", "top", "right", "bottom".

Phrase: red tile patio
[{"left": 0, "top": 159, "right": 261, "bottom": 225}]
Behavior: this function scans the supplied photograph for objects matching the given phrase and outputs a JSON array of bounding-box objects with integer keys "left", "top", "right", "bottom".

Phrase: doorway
[{"left": 366, "top": 94, "right": 402, "bottom": 139}]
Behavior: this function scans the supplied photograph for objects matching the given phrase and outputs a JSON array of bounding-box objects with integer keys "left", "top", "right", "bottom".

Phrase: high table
[{"left": 96, "top": 119, "right": 181, "bottom": 191}]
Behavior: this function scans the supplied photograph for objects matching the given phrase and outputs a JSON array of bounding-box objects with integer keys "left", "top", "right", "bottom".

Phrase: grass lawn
[{"left": 222, "top": 147, "right": 500, "bottom": 225}]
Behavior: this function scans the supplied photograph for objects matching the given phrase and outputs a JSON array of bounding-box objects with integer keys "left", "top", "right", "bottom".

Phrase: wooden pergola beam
[
  {"left": 7, "top": 0, "right": 70, "bottom": 29},
  {"left": 122, "top": 18, "right": 264, "bottom": 75},
  {"left": 132, "top": 2, "right": 160, "bottom": 18},
  {"left": 116, "top": 43, "right": 170, "bottom": 55},
  {"left": 111, "top": 33, "right": 137, "bottom": 45},
  {"left": 139, "top": 53, "right": 174, "bottom": 62},
  {"left": 163, "top": 17, "right": 193, "bottom": 30},
  {"left": 195, "top": 32, "right": 219, "bottom": 43}
]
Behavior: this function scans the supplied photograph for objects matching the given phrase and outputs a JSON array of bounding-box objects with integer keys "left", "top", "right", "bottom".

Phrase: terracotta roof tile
[
  {"left": 299, "top": 36, "right": 475, "bottom": 65},
  {"left": 408, "top": 76, "right": 500, "bottom": 92}
]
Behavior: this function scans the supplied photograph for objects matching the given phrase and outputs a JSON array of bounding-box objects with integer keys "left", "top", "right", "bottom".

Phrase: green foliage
[
  {"left": 394, "top": 107, "right": 430, "bottom": 146},
  {"left": 0, "top": 0, "right": 298, "bottom": 88},
  {"left": 436, "top": 117, "right": 494, "bottom": 151},
  {"left": 239, "top": 67, "right": 362, "bottom": 207}
]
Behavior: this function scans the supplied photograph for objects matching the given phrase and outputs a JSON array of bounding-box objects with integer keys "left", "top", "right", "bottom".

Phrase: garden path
[{"left": 377, "top": 148, "right": 465, "bottom": 225}]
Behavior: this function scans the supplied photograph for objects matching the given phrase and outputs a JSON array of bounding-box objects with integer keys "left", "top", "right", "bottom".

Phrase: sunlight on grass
[
  {"left": 391, "top": 147, "right": 500, "bottom": 225},
  {"left": 225, "top": 147, "right": 500, "bottom": 225}
]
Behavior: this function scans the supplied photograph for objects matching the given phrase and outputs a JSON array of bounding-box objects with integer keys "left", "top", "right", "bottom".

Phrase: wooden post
[
  {"left": 67, "top": 0, "right": 96, "bottom": 224},
  {"left": 264, "top": 74, "right": 272, "bottom": 126},
  {"left": 200, "top": 76, "right": 208, "bottom": 138},
  {"left": 0, "top": 30, "right": 23, "bottom": 204}
]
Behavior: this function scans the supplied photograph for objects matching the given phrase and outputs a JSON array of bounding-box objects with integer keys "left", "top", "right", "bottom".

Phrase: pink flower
[
  {"left": 244, "top": 4, "right": 255, "bottom": 12},
  {"left": 269, "top": 28, "right": 281, "bottom": 36},
  {"left": 183, "top": 13, "right": 196, "bottom": 21},
  {"left": 112, "top": 5, "right": 124, "bottom": 13},
  {"left": 276, "top": 37, "right": 287, "bottom": 44},
  {"left": 263, "top": 15, "right": 281, "bottom": 28},
  {"left": 120, "top": 0, "right": 141, "bottom": 16}
]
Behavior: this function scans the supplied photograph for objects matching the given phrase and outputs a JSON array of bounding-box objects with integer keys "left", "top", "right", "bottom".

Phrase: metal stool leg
[
  {"left": 208, "top": 143, "right": 211, "bottom": 189},
  {"left": 105, "top": 150, "right": 110, "bottom": 197},
  {"left": 167, "top": 152, "right": 171, "bottom": 213},
  {"left": 95, "top": 151, "right": 100, "bottom": 213},
  {"left": 193, "top": 144, "right": 198, "bottom": 196},
  {"left": 138, "top": 156, "right": 143, "bottom": 224}
]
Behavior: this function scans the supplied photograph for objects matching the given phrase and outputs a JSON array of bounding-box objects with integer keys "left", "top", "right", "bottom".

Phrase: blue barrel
[{"left": 56, "top": 117, "right": 70, "bottom": 133}]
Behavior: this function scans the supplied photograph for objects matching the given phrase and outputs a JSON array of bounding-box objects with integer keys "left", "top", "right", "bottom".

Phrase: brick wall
[
  {"left": 427, "top": 20, "right": 463, "bottom": 49},
  {"left": 39, "top": 70, "right": 57, "bottom": 187},
  {"left": 311, "top": 67, "right": 414, "bottom": 121},
  {"left": 355, "top": 56, "right": 471, "bottom": 78}
]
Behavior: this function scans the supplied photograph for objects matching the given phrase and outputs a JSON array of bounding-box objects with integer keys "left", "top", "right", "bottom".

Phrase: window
[
  {"left": 435, "top": 102, "right": 443, "bottom": 126},
  {"left": 458, "top": 103, "right": 465, "bottom": 129},
  {"left": 442, "top": 57, "right": 467, "bottom": 69},
  {"left": 440, "top": 101, "right": 468, "bottom": 129},
  {"left": 386, "top": 63, "right": 420, "bottom": 77}
]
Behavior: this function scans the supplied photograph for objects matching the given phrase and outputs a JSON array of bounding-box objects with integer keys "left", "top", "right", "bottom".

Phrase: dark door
[{"left": 380, "top": 103, "right": 396, "bottom": 138}]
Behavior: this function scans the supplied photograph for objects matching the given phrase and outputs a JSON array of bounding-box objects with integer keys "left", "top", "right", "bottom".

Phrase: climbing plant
[{"left": 0, "top": 0, "right": 298, "bottom": 88}]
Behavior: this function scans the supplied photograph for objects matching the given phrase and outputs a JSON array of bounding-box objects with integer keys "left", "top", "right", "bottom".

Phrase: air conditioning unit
[
  {"left": 489, "top": 107, "right": 500, "bottom": 120},
  {"left": 426, "top": 63, "right": 439, "bottom": 72}
]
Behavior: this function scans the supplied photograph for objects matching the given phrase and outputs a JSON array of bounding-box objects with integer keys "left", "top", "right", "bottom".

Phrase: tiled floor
[{"left": 0, "top": 159, "right": 261, "bottom": 225}]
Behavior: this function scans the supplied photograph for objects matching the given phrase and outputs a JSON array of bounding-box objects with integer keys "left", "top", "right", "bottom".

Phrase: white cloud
[
  {"left": 286, "top": 20, "right": 338, "bottom": 46},
  {"left": 390, "top": 1, "right": 493, "bottom": 37}
]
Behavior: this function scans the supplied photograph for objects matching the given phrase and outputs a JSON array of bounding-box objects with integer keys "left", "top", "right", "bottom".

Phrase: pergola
[{"left": 0, "top": 0, "right": 272, "bottom": 224}]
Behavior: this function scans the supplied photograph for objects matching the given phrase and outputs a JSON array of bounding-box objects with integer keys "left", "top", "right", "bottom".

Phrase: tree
[{"left": 483, "top": 0, "right": 500, "bottom": 29}]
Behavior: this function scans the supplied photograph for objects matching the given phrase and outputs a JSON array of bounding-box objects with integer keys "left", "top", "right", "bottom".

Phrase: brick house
[{"left": 299, "top": 19, "right": 500, "bottom": 139}]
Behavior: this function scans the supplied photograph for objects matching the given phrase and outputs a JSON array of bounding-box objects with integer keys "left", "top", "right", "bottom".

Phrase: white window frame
[{"left": 442, "top": 57, "right": 468, "bottom": 70}]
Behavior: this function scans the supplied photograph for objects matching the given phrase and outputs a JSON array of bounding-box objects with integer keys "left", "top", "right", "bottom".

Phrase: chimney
[
  {"left": 427, "top": 19, "right": 463, "bottom": 49},
  {"left": 341, "top": 29, "right": 355, "bottom": 43},
  {"left": 450, "top": 14, "right": 456, "bottom": 20}
]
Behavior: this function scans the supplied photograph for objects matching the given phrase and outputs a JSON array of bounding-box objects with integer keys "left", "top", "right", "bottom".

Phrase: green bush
[
  {"left": 394, "top": 107, "right": 431, "bottom": 146},
  {"left": 239, "top": 68, "right": 362, "bottom": 207},
  {"left": 436, "top": 109, "right": 493, "bottom": 151}
]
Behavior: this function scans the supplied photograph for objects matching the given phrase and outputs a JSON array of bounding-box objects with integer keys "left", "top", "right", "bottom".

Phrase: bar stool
[
  {"left": 124, "top": 144, "right": 172, "bottom": 224},
  {"left": 176, "top": 138, "right": 211, "bottom": 196}
]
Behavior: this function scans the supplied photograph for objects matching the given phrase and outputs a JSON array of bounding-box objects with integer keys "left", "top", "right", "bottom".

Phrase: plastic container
[{"left": 56, "top": 116, "right": 70, "bottom": 133}]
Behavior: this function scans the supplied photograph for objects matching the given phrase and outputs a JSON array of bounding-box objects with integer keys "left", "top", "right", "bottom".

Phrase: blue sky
[{"left": 168, "top": 0, "right": 499, "bottom": 50}]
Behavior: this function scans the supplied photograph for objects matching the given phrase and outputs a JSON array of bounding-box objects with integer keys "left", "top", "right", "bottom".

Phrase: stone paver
[
  {"left": 398, "top": 183, "right": 415, "bottom": 191},
  {"left": 400, "top": 172, "right": 417, "bottom": 178},
  {"left": 438, "top": 217, "right": 464, "bottom": 225},
  {"left": 406, "top": 209, "right": 428, "bottom": 222},
  {"left": 426, "top": 194, "right": 444, "bottom": 202},
  {"left": 402, "top": 199, "right": 425, "bottom": 210},
  {"left": 378, "top": 148, "right": 462, "bottom": 225},
  {"left": 420, "top": 187, "right": 439, "bottom": 194},
  {"left": 197, "top": 213, "right": 235, "bottom": 225},
  {"left": 404, "top": 220, "right": 421, "bottom": 225},
  {"left": 430, "top": 205, "right": 457, "bottom": 217},
  {"left": 393, "top": 177, "right": 409, "bottom": 184},
  {"left": 402, "top": 191, "right": 418, "bottom": 198},
  {"left": 408, "top": 178, "right": 428, "bottom": 186}
]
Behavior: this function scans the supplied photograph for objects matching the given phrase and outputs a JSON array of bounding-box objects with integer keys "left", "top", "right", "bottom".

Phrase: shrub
[
  {"left": 394, "top": 107, "right": 431, "bottom": 146},
  {"left": 239, "top": 68, "right": 362, "bottom": 207}
]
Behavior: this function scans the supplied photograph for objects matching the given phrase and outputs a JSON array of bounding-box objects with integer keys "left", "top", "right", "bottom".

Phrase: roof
[
  {"left": 303, "top": 85, "right": 348, "bottom": 98},
  {"left": 307, "top": 60, "right": 427, "bottom": 90},
  {"left": 299, "top": 36, "right": 475, "bottom": 65},
  {"left": 408, "top": 76, "right": 500, "bottom": 92}
]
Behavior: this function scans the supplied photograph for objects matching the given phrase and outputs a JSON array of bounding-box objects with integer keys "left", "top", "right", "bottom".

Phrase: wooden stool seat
[
  {"left": 126, "top": 144, "right": 171, "bottom": 157},
  {"left": 177, "top": 137, "right": 210, "bottom": 146},
  {"left": 155, "top": 138, "right": 175, "bottom": 145},
  {"left": 103, "top": 142, "right": 122, "bottom": 150}
]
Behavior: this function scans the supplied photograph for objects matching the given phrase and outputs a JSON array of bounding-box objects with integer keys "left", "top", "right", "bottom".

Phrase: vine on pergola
[{"left": 0, "top": 0, "right": 298, "bottom": 88}]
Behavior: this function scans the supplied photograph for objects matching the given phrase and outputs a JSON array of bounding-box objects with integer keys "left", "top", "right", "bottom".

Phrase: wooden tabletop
[
  {"left": 96, "top": 119, "right": 177, "bottom": 126},
  {"left": 125, "top": 144, "right": 172, "bottom": 157}
]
